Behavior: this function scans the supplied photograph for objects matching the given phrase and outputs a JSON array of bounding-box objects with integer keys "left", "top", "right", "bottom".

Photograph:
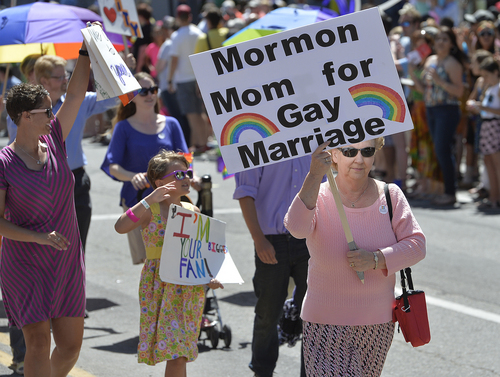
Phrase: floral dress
[{"left": 138, "top": 202, "right": 205, "bottom": 366}]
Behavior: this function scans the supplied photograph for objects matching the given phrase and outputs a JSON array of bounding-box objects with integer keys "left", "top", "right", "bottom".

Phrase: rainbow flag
[
  {"left": 217, "top": 154, "right": 234, "bottom": 180},
  {"left": 179, "top": 152, "right": 194, "bottom": 169}
]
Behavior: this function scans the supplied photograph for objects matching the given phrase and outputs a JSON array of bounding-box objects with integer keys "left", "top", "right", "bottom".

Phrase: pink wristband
[{"left": 126, "top": 208, "right": 140, "bottom": 223}]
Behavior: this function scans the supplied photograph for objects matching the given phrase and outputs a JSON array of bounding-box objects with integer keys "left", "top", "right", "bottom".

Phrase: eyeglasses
[
  {"left": 339, "top": 147, "right": 376, "bottom": 158},
  {"left": 50, "top": 72, "right": 70, "bottom": 81},
  {"left": 161, "top": 169, "right": 193, "bottom": 180},
  {"left": 138, "top": 86, "right": 159, "bottom": 96},
  {"left": 479, "top": 30, "right": 494, "bottom": 37},
  {"left": 400, "top": 21, "right": 411, "bottom": 27},
  {"left": 29, "top": 108, "right": 53, "bottom": 118}
]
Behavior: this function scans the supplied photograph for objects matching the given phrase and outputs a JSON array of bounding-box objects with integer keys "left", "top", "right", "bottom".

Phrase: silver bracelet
[
  {"left": 373, "top": 251, "right": 379, "bottom": 270},
  {"left": 140, "top": 199, "right": 150, "bottom": 210}
]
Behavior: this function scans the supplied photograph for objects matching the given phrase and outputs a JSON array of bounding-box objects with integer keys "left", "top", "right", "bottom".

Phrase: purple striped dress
[{"left": 0, "top": 118, "right": 85, "bottom": 328}]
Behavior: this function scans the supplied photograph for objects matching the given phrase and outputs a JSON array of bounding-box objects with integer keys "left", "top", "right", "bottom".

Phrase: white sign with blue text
[
  {"left": 159, "top": 204, "right": 244, "bottom": 285},
  {"left": 81, "top": 25, "right": 141, "bottom": 101}
]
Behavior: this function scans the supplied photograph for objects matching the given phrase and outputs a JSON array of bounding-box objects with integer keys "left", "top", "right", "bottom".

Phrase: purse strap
[{"left": 384, "top": 184, "right": 413, "bottom": 311}]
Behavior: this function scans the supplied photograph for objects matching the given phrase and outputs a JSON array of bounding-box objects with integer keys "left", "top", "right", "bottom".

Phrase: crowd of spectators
[{"left": 384, "top": 2, "right": 500, "bottom": 210}]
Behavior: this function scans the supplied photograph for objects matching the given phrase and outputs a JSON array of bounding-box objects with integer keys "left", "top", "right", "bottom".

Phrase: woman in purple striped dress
[{"left": 0, "top": 40, "right": 91, "bottom": 377}]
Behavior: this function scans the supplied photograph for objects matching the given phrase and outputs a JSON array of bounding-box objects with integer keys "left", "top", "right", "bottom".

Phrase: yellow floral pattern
[{"left": 138, "top": 202, "right": 205, "bottom": 365}]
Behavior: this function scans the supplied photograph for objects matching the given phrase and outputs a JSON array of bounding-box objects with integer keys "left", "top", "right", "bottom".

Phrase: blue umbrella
[{"left": 223, "top": 6, "right": 350, "bottom": 46}]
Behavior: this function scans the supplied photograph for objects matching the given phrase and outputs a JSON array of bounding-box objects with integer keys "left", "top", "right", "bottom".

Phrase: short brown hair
[
  {"left": 34, "top": 55, "right": 67, "bottom": 84},
  {"left": 6, "top": 83, "right": 50, "bottom": 125},
  {"left": 147, "top": 150, "right": 189, "bottom": 189}
]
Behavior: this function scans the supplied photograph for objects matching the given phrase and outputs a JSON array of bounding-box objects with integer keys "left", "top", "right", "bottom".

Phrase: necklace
[
  {"left": 14, "top": 139, "right": 43, "bottom": 165},
  {"left": 337, "top": 179, "right": 370, "bottom": 207}
]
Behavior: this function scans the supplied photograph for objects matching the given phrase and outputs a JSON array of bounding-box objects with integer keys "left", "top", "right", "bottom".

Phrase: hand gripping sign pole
[{"left": 326, "top": 168, "right": 364, "bottom": 284}]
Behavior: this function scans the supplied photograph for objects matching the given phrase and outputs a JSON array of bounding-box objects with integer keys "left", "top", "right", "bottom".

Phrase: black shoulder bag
[{"left": 385, "top": 184, "right": 431, "bottom": 347}]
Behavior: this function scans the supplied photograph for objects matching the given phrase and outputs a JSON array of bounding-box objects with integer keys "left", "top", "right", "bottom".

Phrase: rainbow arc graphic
[
  {"left": 220, "top": 113, "right": 280, "bottom": 146},
  {"left": 348, "top": 83, "right": 406, "bottom": 123}
]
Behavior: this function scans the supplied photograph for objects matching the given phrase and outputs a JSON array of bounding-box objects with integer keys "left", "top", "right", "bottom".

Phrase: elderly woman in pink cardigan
[{"left": 284, "top": 137, "right": 426, "bottom": 377}]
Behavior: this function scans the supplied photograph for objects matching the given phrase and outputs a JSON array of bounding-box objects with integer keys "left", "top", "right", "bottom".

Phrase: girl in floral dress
[{"left": 114, "top": 150, "right": 223, "bottom": 376}]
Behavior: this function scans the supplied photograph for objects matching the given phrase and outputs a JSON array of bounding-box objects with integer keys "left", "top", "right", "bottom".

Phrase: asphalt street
[{"left": 0, "top": 137, "right": 499, "bottom": 377}]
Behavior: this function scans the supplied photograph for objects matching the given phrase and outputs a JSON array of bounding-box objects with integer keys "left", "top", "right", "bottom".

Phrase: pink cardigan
[{"left": 284, "top": 182, "right": 426, "bottom": 326}]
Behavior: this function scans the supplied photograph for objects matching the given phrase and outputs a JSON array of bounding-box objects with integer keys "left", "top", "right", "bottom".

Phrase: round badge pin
[{"left": 379, "top": 205, "right": 388, "bottom": 214}]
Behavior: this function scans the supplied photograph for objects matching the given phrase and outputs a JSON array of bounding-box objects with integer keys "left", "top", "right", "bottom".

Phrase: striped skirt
[{"left": 303, "top": 321, "right": 395, "bottom": 377}]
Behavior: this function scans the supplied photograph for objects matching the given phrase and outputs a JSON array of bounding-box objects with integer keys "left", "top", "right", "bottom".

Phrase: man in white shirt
[
  {"left": 156, "top": 16, "right": 191, "bottom": 145},
  {"left": 168, "top": 4, "right": 211, "bottom": 153}
]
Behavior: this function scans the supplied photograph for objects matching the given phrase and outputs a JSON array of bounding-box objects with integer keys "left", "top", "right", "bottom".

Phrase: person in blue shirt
[
  {"left": 0, "top": 66, "right": 22, "bottom": 94},
  {"left": 233, "top": 156, "right": 322, "bottom": 377},
  {"left": 101, "top": 72, "right": 188, "bottom": 264}
]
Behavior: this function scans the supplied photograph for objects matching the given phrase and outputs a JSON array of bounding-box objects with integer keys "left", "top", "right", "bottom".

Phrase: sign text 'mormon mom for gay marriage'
[{"left": 190, "top": 7, "right": 414, "bottom": 174}]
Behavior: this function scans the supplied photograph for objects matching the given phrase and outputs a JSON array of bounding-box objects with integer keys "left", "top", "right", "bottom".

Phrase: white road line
[
  {"left": 426, "top": 295, "right": 500, "bottom": 324},
  {"left": 92, "top": 208, "right": 242, "bottom": 221},
  {"left": 395, "top": 288, "right": 500, "bottom": 324}
]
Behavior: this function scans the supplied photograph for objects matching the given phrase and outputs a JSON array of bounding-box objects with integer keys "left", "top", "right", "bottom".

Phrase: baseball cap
[{"left": 176, "top": 4, "right": 191, "bottom": 16}]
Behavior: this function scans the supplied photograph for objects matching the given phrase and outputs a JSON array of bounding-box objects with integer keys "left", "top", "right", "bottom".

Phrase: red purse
[
  {"left": 392, "top": 268, "right": 431, "bottom": 347},
  {"left": 385, "top": 184, "right": 430, "bottom": 347}
]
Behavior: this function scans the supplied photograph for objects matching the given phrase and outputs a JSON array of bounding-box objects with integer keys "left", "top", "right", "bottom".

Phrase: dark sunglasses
[
  {"left": 479, "top": 30, "right": 494, "bottom": 37},
  {"left": 138, "top": 86, "right": 159, "bottom": 96},
  {"left": 161, "top": 169, "right": 193, "bottom": 180},
  {"left": 339, "top": 147, "right": 376, "bottom": 158},
  {"left": 29, "top": 108, "right": 53, "bottom": 118},
  {"left": 400, "top": 21, "right": 411, "bottom": 27}
]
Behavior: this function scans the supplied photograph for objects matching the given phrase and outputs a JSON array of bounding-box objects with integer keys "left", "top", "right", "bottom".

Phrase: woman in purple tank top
[{"left": 0, "top": 39, "right": 91, "bottom": 376}]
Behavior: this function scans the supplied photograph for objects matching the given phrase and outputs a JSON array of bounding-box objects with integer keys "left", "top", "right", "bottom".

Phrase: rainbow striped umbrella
[{"left": 0, "top": 3, "right": 126, "bottom": 63}]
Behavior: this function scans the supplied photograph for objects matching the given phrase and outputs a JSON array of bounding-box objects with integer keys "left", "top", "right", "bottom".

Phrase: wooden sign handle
[
  {"left": 326, "top": 168, "right": 365, "bottom": 284},
  {"left": 122, "top": 35, "right": 130, "bottom": 55},
  {"left": 1, "top": 64, "right": 10, "bottom": 100}
]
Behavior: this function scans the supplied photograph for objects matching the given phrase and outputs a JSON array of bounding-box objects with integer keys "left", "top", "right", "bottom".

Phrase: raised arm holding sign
[
  {"left": 284, "top": 138, "right": 426, "bottom": 376},
  {"left": 188, "top": 8, "right": 426, "bottom": 376}
]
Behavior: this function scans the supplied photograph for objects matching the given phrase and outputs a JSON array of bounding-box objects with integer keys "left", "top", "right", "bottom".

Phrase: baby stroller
[{"left": 199, "top": 288, "right": 232, "bottom": 349}]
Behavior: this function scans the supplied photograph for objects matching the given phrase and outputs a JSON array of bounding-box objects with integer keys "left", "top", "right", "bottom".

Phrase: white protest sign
[
  {"left": 190, "top": 7, "right": 413, "bottom": 174},
  {"left": 159, "top": 204, "right": 244, "bottom": 285},
  {"left": 81, "top": 25, "right": 142, "bottom": 102},
  {"left": 97, "top": 0, "right": 143, "bottom": 38}
]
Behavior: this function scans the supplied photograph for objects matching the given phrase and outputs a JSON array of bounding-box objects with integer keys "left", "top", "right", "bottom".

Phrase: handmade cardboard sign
[
  {"left": 97, "top": 0, "right": 143, "bottom": 38},
  {"left": 159, "top": 204, "right": 244, "bottom": 285},
  {"left": 190, "top": 7, "right": 414, "bottom": 174},
  {"left": 81, "top": 25, "right": 141, "bottom": 104}
]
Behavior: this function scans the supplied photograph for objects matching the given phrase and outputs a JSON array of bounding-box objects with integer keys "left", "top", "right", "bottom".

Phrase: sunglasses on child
[
  {"left": 339, "top": 147, "right": 376, "bottom": 158},
  {"left": 138, "top": 86, "right": 159, "bottom": 96},
  {"left": 161, "top": 169, "right": 194, "bottom": 180},
  {"left": 29, "top": 108, "right": 53, "bottom": 118}
]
